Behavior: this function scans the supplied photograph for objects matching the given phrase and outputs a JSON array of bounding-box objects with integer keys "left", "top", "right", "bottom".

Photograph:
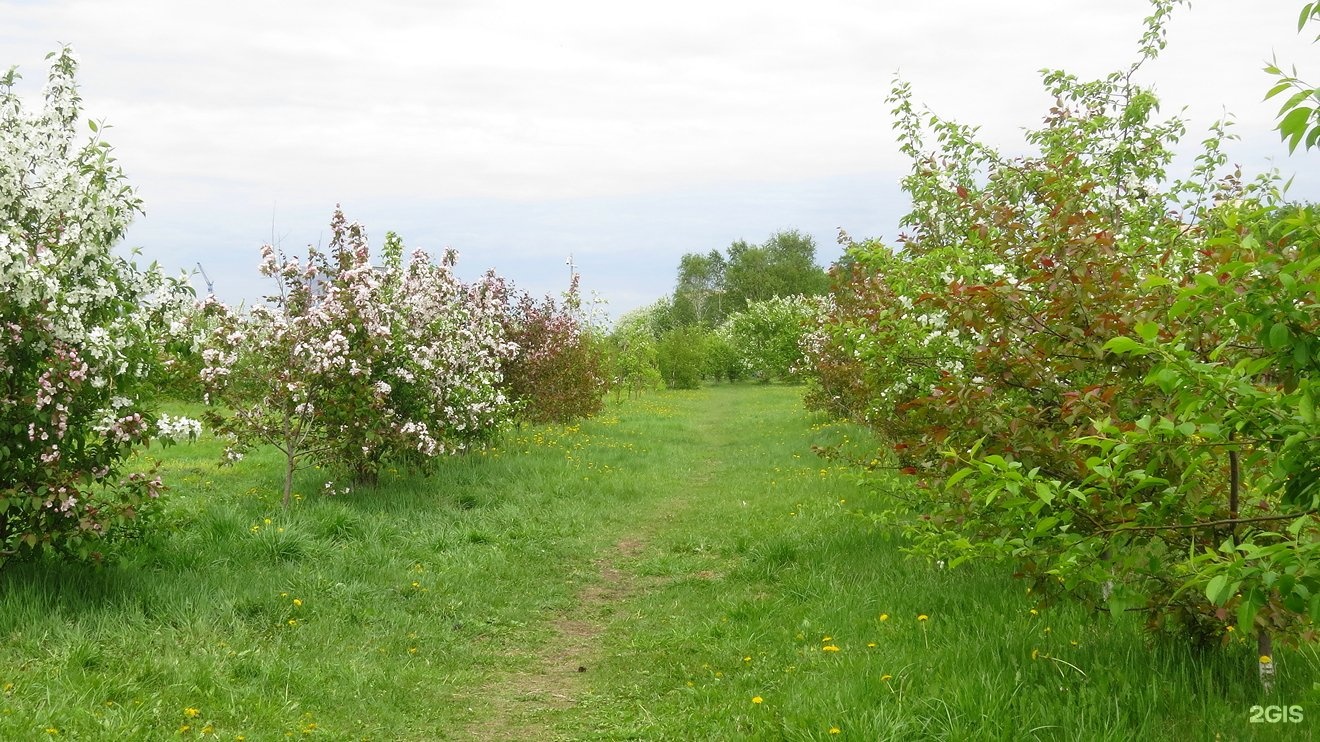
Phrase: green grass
[{"left": 0, "top": 386, "right": 1316, "bottom": 740}]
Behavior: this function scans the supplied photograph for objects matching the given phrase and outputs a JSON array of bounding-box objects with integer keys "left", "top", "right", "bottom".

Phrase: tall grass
[{"left": 0, "top": 387, "right": 1313, "bottom": 740}]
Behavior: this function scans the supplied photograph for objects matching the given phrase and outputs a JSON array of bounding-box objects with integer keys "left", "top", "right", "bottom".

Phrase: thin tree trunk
[
  {"left": 282, "top": 451, "right": 295, "bottom": 510},
  {"left": 1258, "top": 628, "right": 1275, "bottom": 693}
]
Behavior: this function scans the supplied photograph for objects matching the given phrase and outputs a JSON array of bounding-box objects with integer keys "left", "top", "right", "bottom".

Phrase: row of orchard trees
[
  {"left": 801, "top": 0, "right": 1318, "bottom": 680},
  {"left": 0, "top": 49, "right": 608, "bottom": 565},
  {"left": 188, "top": 209, "right": 609, "bottom": 507},
  {"left": 607, "top": 232, "right": 828, "bottom": 391}
]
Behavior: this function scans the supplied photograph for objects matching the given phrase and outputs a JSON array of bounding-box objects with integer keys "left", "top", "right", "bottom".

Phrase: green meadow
[{"left": 1, "top": 385, "right": 1315, "bottom": 740}]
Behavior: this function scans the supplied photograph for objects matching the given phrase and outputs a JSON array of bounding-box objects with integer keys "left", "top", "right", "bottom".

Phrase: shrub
[
  {"left": 201, "top": 210, "right": 515, "bottom": 504},
  {"left": 501, "top": 276, "right": 608, "bottom": 424},
  {"left": 0, "top": 49, "right": 193, "bottom": 564},
  {"left": 805, "top": 0, "right": 1319, "bottom": 674}
]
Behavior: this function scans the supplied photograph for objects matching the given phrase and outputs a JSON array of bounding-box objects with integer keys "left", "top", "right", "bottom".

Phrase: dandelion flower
[
  {"left": 867, "top": 642, "right": 877, "bottom": 648},
  {"left": 1031, "top": 649, "right": 1040, "bottom": 660},
  {"left": 879, "top": 613, "right": 889, "bottom": 622},
  {"left": 752, "top": 696, "right": 764, "bottom": 704},
  {"left": 829, "top": 727, "right": 841, "bottom": 734},
  {"left": 822, "top": 645, "right": 840, "bottom": 652},
  {"left": 1260, "top": 655, "right": 1273, "bottom": 664},
  {"left": 185, "top": 708, "right": 200, "bottom": 718},
  {"left": 292, "top": 598, "right": 302, "bottom": 607},
  {"left": 881, "top": 673, "right": 893, "bottom": 681},
  {"left": 917, "top": 614, "right": 929, "bottom": 622},
  {"left": 1029, "top": 609, "right": 1038, "bottom": 616}
]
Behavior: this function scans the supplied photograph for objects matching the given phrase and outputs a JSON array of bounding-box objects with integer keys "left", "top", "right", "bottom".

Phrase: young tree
[
  {"left": 501, "top": 275, "right": 609, "bottom": 424},
  {"left": 201, "top": 210, "right": 516, "bottom": 504}
]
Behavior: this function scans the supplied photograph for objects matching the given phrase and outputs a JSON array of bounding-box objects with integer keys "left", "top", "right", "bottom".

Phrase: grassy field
[{"left": 0, "top": 385, "right": 1316, "bottom": 740}]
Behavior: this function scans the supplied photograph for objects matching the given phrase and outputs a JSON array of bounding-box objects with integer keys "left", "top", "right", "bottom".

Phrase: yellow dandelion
[
  {"left": 822, "top": 635, "right": 833, "bottom": 642},
  {"left": 178, "top": 725, "right": 190, "bottom": 734},
  {"left": 917, "top": 614, "right": 929, "bottom": 622},
  {"left": 1226, "top": 626, "right": 1235, "bottom": 633},
  {"left": 292, "top": 598, "right": 302, "bottom": 607},
  {"left": 879, "top": 613, "right": 889, "bottom": 622},
  {"left": 743, "top": 656, "right": 752, "bottom": 662},
  {"left": 829, "top": 727, "right": 841, "bottom": 735},
  {"left": 822, "top": 645, "right": 840, "bottom": 652},
  {"left": 185, "top": 708, "right": 200, "bottom": 718},
  {"left": 1031, "top": 649, "right": 1040, "bottom": 660},
  {"left": 201, "top": 723, "right": 215, "bottom": 734},
  {"left": 867, "top": 642, "right": 877, "bottom": 648},
  {"left": 752, "top": 696, "right": 764, "bottom": 704},
  {"left": 287, "top": 619, "right": 297, "bottom": 627},
  {"left": 1029, "top": 609, "right": 1038, "bottom": 616},
  {"left": 44, "top": 728, "right": 58, "bottom": 736},
  {"left": 881, "top": 674, "right": 893, "bottom": 681},
  {"left": 408, "top": 647, "right": 418, "bottom": 655},
  {"left": 1259, "top": 655, "right": 1273, "bottom": 664}
]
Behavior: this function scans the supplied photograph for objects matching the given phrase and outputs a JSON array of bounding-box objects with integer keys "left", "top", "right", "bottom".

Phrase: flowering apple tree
[
  {"left": 201, "top": 209, "right": 516, "bottom": 506},
  {"left": 1, "top": 48, "right": 193, "bottom": 565}
]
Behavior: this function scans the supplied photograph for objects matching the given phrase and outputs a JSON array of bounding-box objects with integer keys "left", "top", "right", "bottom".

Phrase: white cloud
[{"left": 2, "top": 0, "right": 1317, "bottom": 318}]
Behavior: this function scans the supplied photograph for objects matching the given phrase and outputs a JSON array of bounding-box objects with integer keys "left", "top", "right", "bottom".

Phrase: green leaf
[
  {"left": 1103, "top": 336, "right": 1144, "bottom": 355},
  {"left": 1265, "top": 81, "right": 1294, "bottom": 101},
  {"left": 1205, "top": 574, "right": 1229, "bottom": 605},
  {"left": 946, "top": 467, "right": 973, "bottom": 489},
  {"left": 1301, "top": 392, "right": 1316, "bottom": 425},
  {"left": 1279, "top": 88, "right": 1316, "bottom": 115},
  {"left": 1135, "top": 321, "right": 1159, "bottom": 341},
  {"left": 1269, "top": 322, "right": 1292, "bottom": 350}
]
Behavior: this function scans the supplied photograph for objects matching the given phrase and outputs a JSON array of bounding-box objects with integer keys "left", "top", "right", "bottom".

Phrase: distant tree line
[{"left": 605, "top": 230, "right": 828, "bottom": 390}]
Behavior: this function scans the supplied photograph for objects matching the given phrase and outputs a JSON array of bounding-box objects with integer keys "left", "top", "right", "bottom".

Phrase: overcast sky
[{"left": 3, "top": 0, "right": 1316, "bottom": 320}]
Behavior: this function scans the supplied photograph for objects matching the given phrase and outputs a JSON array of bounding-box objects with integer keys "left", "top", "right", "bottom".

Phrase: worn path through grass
[{"left": 461, "top": 384, "right": 764, "bottom": 739}]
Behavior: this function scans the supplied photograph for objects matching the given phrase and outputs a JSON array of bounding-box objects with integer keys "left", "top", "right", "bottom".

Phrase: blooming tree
[
  {"left": 201, "top": 209, "right": 516, "bottom": 505},
  {"left": 721, "top": 294, "right": 819, "bottom": 382},
  {"left": 1, "top": 48, "right": 192, "bottom": 564}
]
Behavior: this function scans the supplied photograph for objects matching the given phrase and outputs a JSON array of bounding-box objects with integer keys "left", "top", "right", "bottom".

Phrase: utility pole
[{"left": 566, "top": 253, "right": 576, "bottom": 278}]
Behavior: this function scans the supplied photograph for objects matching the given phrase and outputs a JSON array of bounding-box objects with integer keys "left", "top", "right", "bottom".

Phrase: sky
[{"left": 3, "top": 0, "right": 1317, "bottom": 321}]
